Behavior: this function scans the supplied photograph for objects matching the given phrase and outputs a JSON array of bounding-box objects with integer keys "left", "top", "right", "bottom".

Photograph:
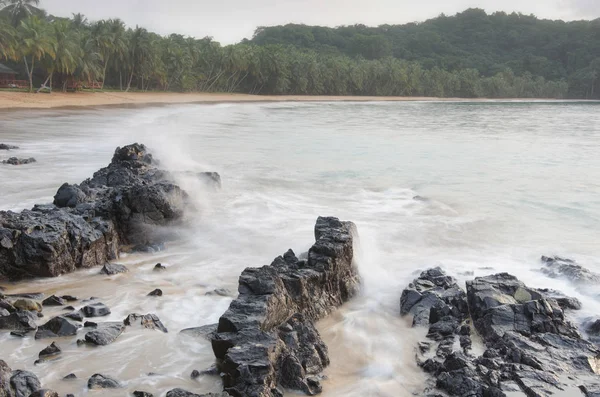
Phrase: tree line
[{"left": 0, "top": 0, "right": 594, "bottom": 98}]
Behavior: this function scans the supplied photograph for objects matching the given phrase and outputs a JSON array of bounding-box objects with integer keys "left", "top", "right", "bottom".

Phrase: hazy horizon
[{"left": 41, "top": 0, "right": 600, "bottom": 44}]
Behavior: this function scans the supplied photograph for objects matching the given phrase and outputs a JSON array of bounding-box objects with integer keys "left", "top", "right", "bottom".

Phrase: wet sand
[{"left": 0, "top": 91, "right": 494, "bottom": 110}]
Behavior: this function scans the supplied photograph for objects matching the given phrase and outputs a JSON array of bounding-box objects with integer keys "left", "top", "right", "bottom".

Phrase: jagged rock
[
  {"left": 35, "top": 342, "right": 61, "bottom": 364},
  {"left": 123, "top": 313, "right": 167, "bottom": 333},
  {"left": 0, "top": 143, "right": 189, "bottom": 281},
  {"left": 212, "top": 217, "right": 359, "bottom": 397},
  {"left": 166, "top": 390, "right": 228, "bottom": 397},
  {"left": 0, "top": 299, "right": 16, "bottom": 313},
  {"left": 402, "top": 269, "right": 600, "bottom": 397},
  {"left": 100, "top": 263, "right": 128, "bottom": 275},
  {"left": 10, "top": 370, "right": 40, "bottom": 397},
  {"left": 180, "top": 323, "right": 217, "bottom": 340},
  {"left": 81, "top": 302, "right": 110, "bottom": 317},
  {"left": 83, "top": 321, "right": 97, "bottom": 328},
  {"left": 0, "top": 310, "right": 37, "bottom": 331},
  {"left": 84, "top": 322, "right": 125, "bottom": 345},
  {"left": 62, "top": 374, "right": 76, "bottom": 380},
  {"left": 540, "top": 255, "right": 600, "bottom": 284},
  {"left": 400, "top": 267, "right": 468, "bottom": 327},
  {"left": 41, "top": 296, "right": 65, "bottom": 307},
  {"left": 133, "top": 392, "right": 154, "bottom": 397},
  {"left": 147, "top": 289, "right": 163, "bottom": 297},
  {"left": 11, "top": 299, "right": 41, "bottom": 312},
  {"left": 0, "top": 144, "right": 18, "bottom": 150},
  {"left": 0, "top": 360, "right": 12, "bottom": 397},
  {"left": 87, "top": 374, "right": 120, "bottom": 389},
  {"left": 35, "top": 316, "right": 80, "bottom": 339},
  {"left": 2, "top": 158, "right": 36, "bottom": 165},
  {"left": 60, "top": 295, "right": 77, "bottom": 302},
  {"left": 28, "top": 390, "right": 59, "bottom": 397},
  {"left": 10, "top": 330, "right": 29, "bottom": 337},
  {"left": 191, "top": 370, "right": 201, "bottom": 379}
]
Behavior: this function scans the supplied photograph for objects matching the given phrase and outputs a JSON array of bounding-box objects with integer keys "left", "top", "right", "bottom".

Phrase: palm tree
[
  {"left": 40, "top": 19, "right": 80, "bottom": 91},
  {"left": 71, "top": 12, "right": 87, "bottom": 29},
  {"left": 0, "top": 22, "right": 16, "bottom": 60},
  {"left": 18, "top": 15, "right": 55, "bottom": 92},
  {"left": 0, "top": 0, "right": 41, "bottom": 26},
  {"left": 76, "top": 31, "right": 102, "bottom": 85}
]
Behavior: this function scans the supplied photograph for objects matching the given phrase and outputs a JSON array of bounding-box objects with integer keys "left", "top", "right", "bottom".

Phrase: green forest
[{"left": 1, "top": 0, "right": 599, "bottom": 98}]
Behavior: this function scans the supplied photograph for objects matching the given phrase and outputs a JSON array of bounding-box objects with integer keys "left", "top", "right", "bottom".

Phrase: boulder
[
  {"left": 0, "top": 144, "right": 18, "bottom": 150},
  {"left": 402, "top": 269, "right": 600, "bottom": 397},
  {"left": 0, "top": 143, "right": 190, "bottom": 281},
  {"left": 5, "top": 293, "right": 44, "bottom": 300},
  {"left": 0, "top": 311, "right": 37, "bottom": 331},
  {"left": 211, "top": 217, "right": 359, "bottom": 397},
  {"left": 10, "top": 370, "right": 40, "bottom": 397},
  {"left": 87, "top": 374, "right": 120, "bottom": 389},
  {"left": 100, "top": 263, "right": 128, "bottom": 275},
  {"left": 81, "top": 302, "right": 110, "bottom": 317},
  {"left": 197, "top": 172, "right": 222, "bottom": 189},
  {"left": 2, "top": 158, "right": 36, "bottom": 166},
  {"left": 133, "top": 392, "right": 154, "bottom": 397},
  {"left": 123, "top": 313, "right": 167, "bottom": 333},
  {"left": 84, "top": 322, "right": 125, "bottom": 345},
  {"left": 62, "top": 374, "right": 76, "bottom": 380},
  {"left": 41, "top": 296, "right": 65, "bottom": 307},
  {"left": 153, "top": 263, "right": 166, "bottom": 271},
  {"left": 147, "top": 289, "right": 163, "bottom": 297},
  {"left": 63, "top": 311, "right": 83, "bottom": 322},
  {"left": 35, "top": 316, "right": 80, "bottom": 339}
]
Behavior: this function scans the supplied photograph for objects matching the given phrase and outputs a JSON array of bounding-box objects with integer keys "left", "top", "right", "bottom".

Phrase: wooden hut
[{"left": 0, "top": 64, "right": 26, "bottom": 88}]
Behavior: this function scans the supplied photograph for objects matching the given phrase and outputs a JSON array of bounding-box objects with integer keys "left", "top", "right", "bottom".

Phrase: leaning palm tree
[
  {"left": 0, "top": 0, "right": 41, "bottom": 27},
  {"left": 76, "top": 32, "right": 102, "bottom": 86},
  {"left": 38, "top": 19, "right": 80, "bottom": 91},
  {"left": 17, "top": 15, "right": 55, "bottom": 92}
]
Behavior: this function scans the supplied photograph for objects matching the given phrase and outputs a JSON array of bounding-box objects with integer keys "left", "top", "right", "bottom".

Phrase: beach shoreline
[{"left": 0, "top": 91, "right": 580, "bottom": 111}]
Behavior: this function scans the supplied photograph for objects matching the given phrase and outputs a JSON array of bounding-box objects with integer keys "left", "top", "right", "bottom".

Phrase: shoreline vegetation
[
  {"left": 1, "top": 2, "right": 599, "bottom": 100},
  {"left": 2, "top": 91, "right": 595, "bottom": 110}
]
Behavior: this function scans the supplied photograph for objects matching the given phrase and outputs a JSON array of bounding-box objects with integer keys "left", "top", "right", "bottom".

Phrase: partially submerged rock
[
  {"left": 28, "top": 390, "right": 59, "bottom": 397},
  {"left": 147, "top": 288, "right": 163, "bottom": 297},
  {"left": 540, "top": 255, "right": 600, "bottom": 284},
  {"left": 84, "top": 322, "right": 125, "bottom": 346},
  {"left": 0, "top": 360, "right": 12, "bottom": 397},
  {"left": 35, "top": 342, "right": 62, "bottom": 364},
  {"left": 81, "top": 302, "right": 110, "bottom": 317},
  {"left": 0, "top": 144, "right": 18, "bottom": 150},
  {"left": 211, "top": 217, "right": 359, "bottom": 397},
  {"left": 87, "top": 374, "right": 121, "bottom": 389},
  {"left": 100, "top": 263, "right": 128, "bottom": 275},
  {"left": 42, "top": 295, "right": 65, "bottom": 307},
  {"left": 0, "top": 143, "right": 189, "bottom": 280},
  {"left": 11, "top": 299, "right": 42, "bottom": 312},
  {"left": 124, "top": 313, "right": 168, "bottom": 333},
  {"left": 35, "top": 316, "right": 80, "bottom": 339},
  {"left": 1, "top": 158, "right": 36, "bottom": 165},
  {"left": 401, "top": 268, "right": 600, "bottom": 397}
]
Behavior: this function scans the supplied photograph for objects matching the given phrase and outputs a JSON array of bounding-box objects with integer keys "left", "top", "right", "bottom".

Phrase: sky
[{"left": 42, "top": 0, "right": 600, "bottom": 44}]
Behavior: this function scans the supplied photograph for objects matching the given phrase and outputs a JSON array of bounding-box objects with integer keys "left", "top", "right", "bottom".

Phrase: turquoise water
[{"left": 0, "top": 101, "right": 599, "bottom": 396}]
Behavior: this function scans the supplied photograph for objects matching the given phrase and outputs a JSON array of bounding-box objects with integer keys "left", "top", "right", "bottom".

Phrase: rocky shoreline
[{"left": 400, "top": 259, "right": 600, "bottom": 397}]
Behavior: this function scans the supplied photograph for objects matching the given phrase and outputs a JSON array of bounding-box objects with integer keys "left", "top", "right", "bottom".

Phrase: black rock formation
[
  {"left": 84, "top": 322, "right": 125, "bottom": 346},
  {"left": 87, "top": 374, "right": 120, "bottom": 389},
  {"left": 0, "top": 143, "right": 189, "bottom": 280},
  {"left": 211, "top": 216, "right": 359, "bottom": 397},
  {"left": 401, "top": 268, "right": 600, "bottom": 397}
]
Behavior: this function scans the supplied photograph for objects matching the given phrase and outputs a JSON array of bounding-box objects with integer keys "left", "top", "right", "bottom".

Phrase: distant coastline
[{"left": 0, "top": 91, "right": 592, "bottom": 111}]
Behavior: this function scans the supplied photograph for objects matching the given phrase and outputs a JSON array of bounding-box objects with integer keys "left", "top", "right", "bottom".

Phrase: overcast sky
[{"left": 42, "top": 0, "right": 600, "bottom": 44}]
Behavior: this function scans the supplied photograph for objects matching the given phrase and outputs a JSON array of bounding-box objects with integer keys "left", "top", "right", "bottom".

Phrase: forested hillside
[
  {"left": 1, "top": 1, "right": 598, "bottom": 98},
  {"left": 251, "top": 9, "right": 600, "bottom": 98}
]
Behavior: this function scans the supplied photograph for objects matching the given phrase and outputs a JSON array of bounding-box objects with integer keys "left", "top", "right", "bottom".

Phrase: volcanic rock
[
  {"left": 81, "top": 302, "right": 110, "bottom": 317},
  {"left": 35, "top": 316, "right": 80, "bottom": 339},
  {"left": 84, "top": 322, "right": 125, "bottom": 346},
  {"left": 100, "top": 263, "right": 128, "bottom": 275},
  {"left": 2, "top": 158, "right": 36, "bottom": 165},
  {"left": 10, "top": 370, "right": 41, "bottom": 397},
  {"left": 87, "top": 374, "right": 120, "bottom": 389},
  {"left": 123, "top": 313, "right": 167, "bottom": 333},
  {"left": 211, "top": 217, "right": 359, "bottom": 397}
]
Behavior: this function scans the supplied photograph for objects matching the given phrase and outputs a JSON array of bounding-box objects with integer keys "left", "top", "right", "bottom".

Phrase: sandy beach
[{"left": 0, "top": 91, "right": 470, "bottom": 110}]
